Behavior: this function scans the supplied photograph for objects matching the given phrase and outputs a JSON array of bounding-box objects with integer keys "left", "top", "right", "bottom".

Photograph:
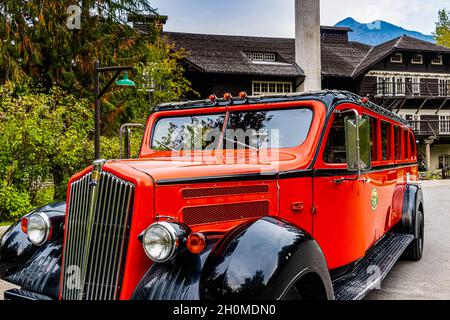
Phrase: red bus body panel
[{"left": 59, "top": 98, "right": 418, "bottom": 299}]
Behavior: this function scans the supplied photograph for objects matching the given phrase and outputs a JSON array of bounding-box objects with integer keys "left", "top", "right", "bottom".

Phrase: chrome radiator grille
[{"left": 61, "top": 171, "right": 134, "bottom": 300}]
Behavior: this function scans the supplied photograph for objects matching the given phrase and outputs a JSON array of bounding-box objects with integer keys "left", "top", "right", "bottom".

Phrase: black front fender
[
  {"left": 0, "top": 202, "right": 66, "bottom": 299},
  {"left": 132, "top": 217, "right": 333, "bottom": 300}
]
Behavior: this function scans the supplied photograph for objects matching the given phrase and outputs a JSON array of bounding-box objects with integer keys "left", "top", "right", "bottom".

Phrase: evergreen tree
[
  {"left": 435, "top": 9, "right": 450, "bottom": 47},
  {"left": 0, "top": 1, "right": 193, "bottom": 133},
  {"left": 0, "top": 1, "right": 158, "bottom": 91}
]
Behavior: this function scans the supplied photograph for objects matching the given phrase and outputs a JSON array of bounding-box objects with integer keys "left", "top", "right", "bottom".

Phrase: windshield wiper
[
  {"left": 223, "top": 137, "right": 258, "bottom": 151},
  {"left": 153, "top": 139, "right": 178, "bottom": 152}
]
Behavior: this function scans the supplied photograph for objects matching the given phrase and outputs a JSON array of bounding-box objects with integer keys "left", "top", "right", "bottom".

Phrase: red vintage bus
[{"left": 0, "top": 90, "right": 424, "bottom": 300}]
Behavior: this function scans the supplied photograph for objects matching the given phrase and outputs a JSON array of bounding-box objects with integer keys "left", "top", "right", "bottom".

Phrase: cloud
[{"left": 151, "top": 0, "right": 446, "bottom": 37}]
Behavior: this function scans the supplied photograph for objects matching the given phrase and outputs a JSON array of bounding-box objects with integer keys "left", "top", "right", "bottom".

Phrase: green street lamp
[
  {"left": 94, "top": 61, "right": 135, "bottom": 159},
  {"left": 116, "top": 72, "right": 136, "bottom": 87}
]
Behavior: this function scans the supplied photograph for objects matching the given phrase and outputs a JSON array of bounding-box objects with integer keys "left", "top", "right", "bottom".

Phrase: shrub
[{"left": 0, "top": 83, "right": 94, "bottom": 220}]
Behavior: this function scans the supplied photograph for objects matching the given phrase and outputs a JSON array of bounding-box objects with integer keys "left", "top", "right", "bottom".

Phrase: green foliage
[
  {"left": 0, "top": 82, "right": 94, "bottom": 220},
  {"left": 0, "top": 0, "right": 157, "bottom": 91},
  {"left": 99, "top": 39, "right": 194, "bottom": 135},
  {"left": 435, "top": 9, "right": 450, "bottom": 47},
  {"left": 0, "top": 180, "right": 33, "bottom": 221},
  {"left": 0, "top": 2, "right": 194, "bottom": 221}
]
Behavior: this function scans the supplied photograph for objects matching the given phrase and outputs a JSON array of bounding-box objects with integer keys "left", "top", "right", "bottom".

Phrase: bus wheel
[
  {"left": 282, "top": 286, "right": 302, "bottom": 300},
  {"left": 402, "top": 208, "right": 424, "bottom": 261}
]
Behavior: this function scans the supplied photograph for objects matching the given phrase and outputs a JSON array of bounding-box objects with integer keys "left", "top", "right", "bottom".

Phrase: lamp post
[{"left": 94, "top": 60, "right": 136, "bottom": 159}]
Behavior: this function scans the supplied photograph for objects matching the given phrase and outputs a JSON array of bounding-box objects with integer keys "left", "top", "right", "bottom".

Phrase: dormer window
[
  {"left": 246, "top": 52, "right": 276, "bottom": 62},
  {"left": 432, "top": 55, "right": 443, "bottom": 65},
  {"left": 391, "top": 53, "right": 403, "bottom": 63},
  {"left": 411, "top": 54, "right": 423, "bottom": 64}
]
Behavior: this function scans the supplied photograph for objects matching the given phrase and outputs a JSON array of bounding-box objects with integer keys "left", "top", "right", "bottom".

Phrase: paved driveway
[{"left": 1, "top": 180, "right": 450, "bottom": 300}]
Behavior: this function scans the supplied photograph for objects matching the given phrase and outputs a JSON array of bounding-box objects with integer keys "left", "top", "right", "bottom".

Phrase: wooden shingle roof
[
  {"left": 352, "top": 35, "right": 450, "bottom": 77},
  {"left": 164, "top": 32, "right": 304, "bottom": 78},
  {"left": 162, "top": 31, "right": 449, "bottom": 79}
]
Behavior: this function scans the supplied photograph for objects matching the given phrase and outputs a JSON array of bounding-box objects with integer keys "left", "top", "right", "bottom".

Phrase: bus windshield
[{"left": 151, "top": 108, "right": 313, "bottom": 151}]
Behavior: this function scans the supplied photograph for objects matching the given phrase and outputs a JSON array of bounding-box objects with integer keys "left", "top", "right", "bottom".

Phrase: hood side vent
[
  {"left": 182, "top": 185, "right": 269, "bottom": 199},
  {"left": 182, "top": 201, "right": 269, "bottom": 226}
]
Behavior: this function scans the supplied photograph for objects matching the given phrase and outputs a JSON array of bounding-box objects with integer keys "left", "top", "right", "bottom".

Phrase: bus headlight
[
  {"left": 26, "top": 212, "right": 52, "bottom": 246},
  {"left": 142, "top": 222, "right": 188, "bottom": 263}
]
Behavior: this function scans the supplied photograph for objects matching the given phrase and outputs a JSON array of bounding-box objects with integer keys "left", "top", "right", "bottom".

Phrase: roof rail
[{"left": 154, "top": 90, "right": 408, "bottom": 125}]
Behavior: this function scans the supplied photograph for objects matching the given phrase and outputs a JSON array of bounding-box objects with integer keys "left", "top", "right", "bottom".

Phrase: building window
[
  {"left": 395, "top": 77, "right": 405, "bottom": 96},
  {"left": 377, "top": 76, "right": 405, "bottom": 96},
  {"left": 411, "top": 54, "right": 423, "bottom": 64},
  {"left": 440, "top": 115, "right": 450, "bottom": 133},
  {"left": 439, "top": 79, "right": 450, "bottom": 96},
  {"left": 246, "top": 52, "right": 276, "bottom": 62},
  {"left": 391, "top": 53, "right": 403, "bottom": 63},
  {"left": 432, "top": 55, "right": 443, "bottom": 65},
  {"left": 405, "top": 114, "right": 420, "bottom": 131},
  {"left": 264, "top": 53, "right": 276, "bottom": 62},
  {"left": 252, "top": 81, "right": 292, "bottom": 95},
  {"left": 412, "top": 77, "right": 421, "bottom": 95},
  {"left": 438, "top": 154, "right": 450, "bottom": 168}
]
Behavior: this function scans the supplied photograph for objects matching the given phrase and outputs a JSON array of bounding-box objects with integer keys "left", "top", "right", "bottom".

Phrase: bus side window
[
  {"left": 394, "top": 126, "right": 402, "bottom": 160},
  {"left": 369, "top": 116, "right": 379, "bottom": 161},
  {"left": 381, "top": 121, "right": 392, "bottom": 161},
  {"left": 409, "top": 131, "right": 416, "bottom": 160},
  {"left": 403, "top": 129, "right": 408, "bottom": 160},
  {"left": 323, "top": 114, "right": 347, "bottom": 164}
]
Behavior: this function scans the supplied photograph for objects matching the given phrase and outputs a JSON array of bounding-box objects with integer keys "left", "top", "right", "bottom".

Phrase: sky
[{"left": 149, "top": 0, "right": 448, "bottom": 38}]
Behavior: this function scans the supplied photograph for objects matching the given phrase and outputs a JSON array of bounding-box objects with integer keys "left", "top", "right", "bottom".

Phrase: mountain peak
[
  {"left": 339, "top": 17, "right": 357, "bottom": 24},
  {"left": 335, "top": 17, "right": 435, "bottom": 46}
]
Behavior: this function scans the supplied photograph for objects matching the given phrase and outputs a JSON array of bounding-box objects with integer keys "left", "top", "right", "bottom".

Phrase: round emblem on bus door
[{"left": 371, "top": 188, "right": 379, "bottom": 211}]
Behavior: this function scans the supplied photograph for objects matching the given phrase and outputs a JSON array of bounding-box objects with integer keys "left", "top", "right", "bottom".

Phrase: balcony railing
[
  {"left": 409, "top": 120, "right": 450, "bottom": 137},
  {"left": 377, "top": 82, "right": 450, "bottom": 98}
]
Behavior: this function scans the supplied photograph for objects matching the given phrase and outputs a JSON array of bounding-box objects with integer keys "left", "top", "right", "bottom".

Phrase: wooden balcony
[
  {"left": 376, "top": 82, "right": 450, "bottom": 98},
  {"left": 409, "top": 120, "right": 450, "bottom": 138},
  {"left": 372, "top": 82, "right": 450, "bottom": 113}
]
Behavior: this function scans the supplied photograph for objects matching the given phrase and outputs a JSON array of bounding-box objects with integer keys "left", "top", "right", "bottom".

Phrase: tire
[
  {"left": 282, "top": 286, "right": 302, "bottom": 300},
  {"left": 402, "top": 209, "right": 424, "bottom": 261}
]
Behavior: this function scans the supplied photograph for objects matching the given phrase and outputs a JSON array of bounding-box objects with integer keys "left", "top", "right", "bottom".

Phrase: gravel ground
[
  {"left": 367, "top": 180, "right": 450, "bottom": 300},
  {"left": 1, "top": 180, "right": 449, "bottom": 300}
]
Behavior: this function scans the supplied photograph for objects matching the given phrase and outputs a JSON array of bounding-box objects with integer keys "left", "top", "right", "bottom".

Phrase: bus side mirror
[{"left": 345, "top": 115, "right": 372, "bottom": 172}]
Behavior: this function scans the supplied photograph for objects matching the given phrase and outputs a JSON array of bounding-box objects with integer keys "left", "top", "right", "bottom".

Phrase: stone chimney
[{"left": 295, "top": 0, "right": 322, "bottom": 91}]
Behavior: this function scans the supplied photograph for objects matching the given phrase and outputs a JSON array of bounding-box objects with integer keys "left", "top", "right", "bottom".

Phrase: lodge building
[{"left": 133, "top": 12, "right": 450, "bottom": 172}]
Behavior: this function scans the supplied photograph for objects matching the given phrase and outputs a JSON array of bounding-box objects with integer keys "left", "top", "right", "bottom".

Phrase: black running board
[{"left": 332, "top": 233, "right": 414, "bottom": 300}]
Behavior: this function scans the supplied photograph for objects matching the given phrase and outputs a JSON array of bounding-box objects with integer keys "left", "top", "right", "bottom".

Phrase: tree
[
  {"left": 435, "top": 9, "right": 450, "bottom": 47},
  {"left": 0, "top": 1, "right": 194, "bottom": 132},
  {"left": 0, "top": 1, "right": 157, "bottom": 91}
]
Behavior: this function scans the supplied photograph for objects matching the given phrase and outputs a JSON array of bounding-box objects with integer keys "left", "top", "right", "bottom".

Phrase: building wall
[
  {"left": 418, "top": 143, "right": 450, "bottom": 170},
  {"left": 372, "top": 52, "right": 450, "bottom": 73},
  {"left": 185, "top": 72, "right": 298, "bottom": 99}
]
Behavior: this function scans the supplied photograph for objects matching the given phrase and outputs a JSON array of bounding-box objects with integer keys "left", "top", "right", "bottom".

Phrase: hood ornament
[{"left": 90, "top": 159, "right": 107, "bottom": 186}]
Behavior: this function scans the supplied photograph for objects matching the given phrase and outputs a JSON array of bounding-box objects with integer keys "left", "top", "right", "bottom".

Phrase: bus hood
[{"left": 109, "top": 158, "right": 280, "bottom": 183}]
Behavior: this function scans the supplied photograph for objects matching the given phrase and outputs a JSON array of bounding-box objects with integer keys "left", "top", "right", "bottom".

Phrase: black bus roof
[{"left": 154, "top": 90, "right": 408, "bottom": 126}]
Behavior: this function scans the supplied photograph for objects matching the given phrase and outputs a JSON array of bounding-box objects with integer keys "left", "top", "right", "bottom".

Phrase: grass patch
[{"left": 0, "top": 221, "right": 13, "bottom": 227}]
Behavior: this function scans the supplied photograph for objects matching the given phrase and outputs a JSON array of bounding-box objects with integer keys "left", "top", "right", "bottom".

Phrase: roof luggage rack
[{"left": 154, "top": 90, "right": 408, "bottom": 125}]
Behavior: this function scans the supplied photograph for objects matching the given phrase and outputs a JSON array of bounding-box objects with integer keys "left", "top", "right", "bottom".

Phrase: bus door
[{"left": 313, "top": 108, "right": 373, "bottom": 270}]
